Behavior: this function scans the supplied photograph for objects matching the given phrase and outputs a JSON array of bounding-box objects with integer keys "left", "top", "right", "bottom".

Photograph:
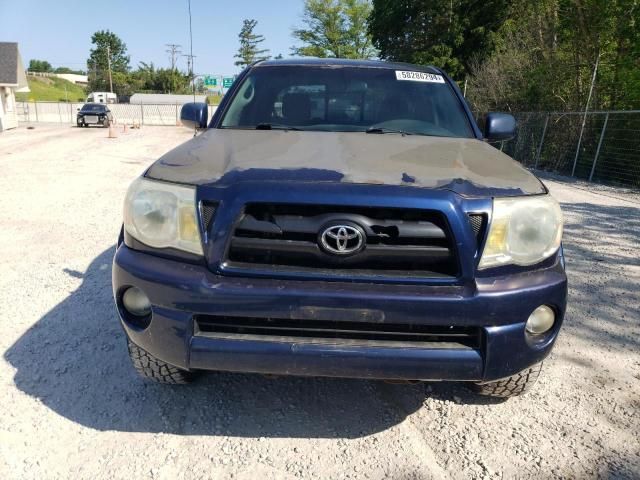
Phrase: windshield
[
  {"left": 220, "top": 66, "right": 473, "bottom": 138},
  {"left": 81, "top": 104, "right": 105, "bottom": 113}
]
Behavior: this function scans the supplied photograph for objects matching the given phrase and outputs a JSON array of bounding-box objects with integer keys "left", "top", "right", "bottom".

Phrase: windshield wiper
[
  {"left": 255, "top": 123, "right": 303, "bottom": 131},
  {"left": 365, "top": 127, "right": 412, "bottom": 136}
]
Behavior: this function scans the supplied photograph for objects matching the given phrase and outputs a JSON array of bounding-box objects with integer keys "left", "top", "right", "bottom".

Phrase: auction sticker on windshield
[{"left": 395, "top": 71, "right": 445, "bottom": 83}]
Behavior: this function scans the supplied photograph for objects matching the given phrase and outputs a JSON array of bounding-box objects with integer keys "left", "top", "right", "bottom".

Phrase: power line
[
  {"left": 181, "top": 54, "right": 197, "bottom": 76},
  {"left": 165, "top": 43, "right": 182, "bottom": 70},
  {"left": 181, "top": 54, "right": 197, "bottom": 96}
]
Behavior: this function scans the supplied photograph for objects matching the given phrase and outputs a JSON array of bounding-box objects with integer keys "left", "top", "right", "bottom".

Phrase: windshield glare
[{"left": 220, "top": 66, "right": 473, "bottom": 138}]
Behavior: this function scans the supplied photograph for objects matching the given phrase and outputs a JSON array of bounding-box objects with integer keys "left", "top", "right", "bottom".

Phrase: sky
[{"left": 0, "top": 0, "right": 306, "bottom": 75}]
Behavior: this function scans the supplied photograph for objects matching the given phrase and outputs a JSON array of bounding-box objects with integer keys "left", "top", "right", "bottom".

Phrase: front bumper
[
  {"left": 113, "top": 244, "right": 567, "bottom": 382},
  {"left": 77, "top": 115, "right": 107, "bottom": 125}
]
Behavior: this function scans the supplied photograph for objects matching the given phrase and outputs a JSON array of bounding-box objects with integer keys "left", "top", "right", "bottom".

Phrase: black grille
[
  {"left": 201, "top": 202, "right": 217, "bottom": 231},
  {"left": 225, "top": 203, "right": 459, "bottom": 278},
  {"left": 468, "top": 213, "right": 487, "bottom": 249},
  {"left": 195, "top": 315, "right": 481, "bottom": 349}
]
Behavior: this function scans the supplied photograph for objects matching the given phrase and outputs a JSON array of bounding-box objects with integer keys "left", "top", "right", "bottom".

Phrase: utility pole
[
  {"left": 182, "top": 54, "right": 197, "bottom": 89},
  {"left": 106, "top": 45, "right": 113, "bottom": 93},
  {"left": 166, "top": 43, "right": 182, "bottom": 70},
  {"left": 182, "top": 54, "right": 196, "bottom": 74}
]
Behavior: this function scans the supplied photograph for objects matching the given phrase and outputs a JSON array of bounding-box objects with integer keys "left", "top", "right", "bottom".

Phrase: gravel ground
[{"left": 1, "top": 124, "right": 638, "bottom": 480}]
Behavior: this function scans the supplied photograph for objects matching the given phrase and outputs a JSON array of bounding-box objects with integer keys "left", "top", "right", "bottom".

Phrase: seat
[{"left": 281, "top": 93, "right": 312, "bottom": 125}]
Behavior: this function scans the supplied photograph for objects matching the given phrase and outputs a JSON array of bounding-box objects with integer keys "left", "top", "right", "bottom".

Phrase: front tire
[
  {"left": 127, "top": 340, "right": 196, "bottom": 384},
  {"left": 470, "top": 362, "right": 543, "bottom": 398}
]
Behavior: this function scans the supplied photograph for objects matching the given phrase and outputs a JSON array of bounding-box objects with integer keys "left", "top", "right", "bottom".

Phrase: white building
[{"left": 0, "top": 42, "right": 29, "bottom": 132}]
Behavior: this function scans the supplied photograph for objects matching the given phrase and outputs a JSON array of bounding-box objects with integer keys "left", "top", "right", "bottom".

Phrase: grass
[
  {"left": 16, "top": 76, "right": 86, "bottom": 102},
  {"left": 206, "top": 94, "right": 224, "bottom": 106}
]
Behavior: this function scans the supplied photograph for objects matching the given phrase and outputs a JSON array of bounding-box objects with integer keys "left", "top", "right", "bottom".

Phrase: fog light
[
  {"left": 122, "top": 287, "right": 151, "bottom": 317},
  {"left": 526, "top": 305, "right": 555, "bottom": 334}
]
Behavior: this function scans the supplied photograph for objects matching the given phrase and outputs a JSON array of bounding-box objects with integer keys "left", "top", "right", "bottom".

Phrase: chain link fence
[
  {"left": 16, "top": 101, "right": 217, "bottom": 126},
  {"left": 501, "top": 111, "right": 640, "bottom": 188}
]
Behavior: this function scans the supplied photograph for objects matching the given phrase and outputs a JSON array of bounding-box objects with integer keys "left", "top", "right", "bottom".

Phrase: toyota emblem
[{"left": 319, "top": 224, "right": 365, "bottom": 255}]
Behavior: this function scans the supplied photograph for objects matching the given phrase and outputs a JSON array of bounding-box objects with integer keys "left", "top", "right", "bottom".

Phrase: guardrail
[{"left": 16, "top": 101, "right": 217, "bottom": 127}]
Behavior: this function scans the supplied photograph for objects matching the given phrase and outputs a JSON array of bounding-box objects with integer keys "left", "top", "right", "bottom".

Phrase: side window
[{"left": 221, "top": 77, "right": 256, "bottom": 127}]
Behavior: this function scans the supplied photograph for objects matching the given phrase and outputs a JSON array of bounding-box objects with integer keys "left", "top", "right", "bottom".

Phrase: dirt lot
[{"left": 1, "top": 124, "right": 638, "bottom": 480}]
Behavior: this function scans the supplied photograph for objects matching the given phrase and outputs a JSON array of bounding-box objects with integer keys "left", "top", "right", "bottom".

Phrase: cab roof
[{"left": 255, "top": 57, "right": 441, "bottom": 73}]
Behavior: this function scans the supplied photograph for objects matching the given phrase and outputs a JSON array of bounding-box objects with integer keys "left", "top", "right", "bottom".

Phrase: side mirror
[
  {"left": 180, "top": 102, "right": 208, "bottom": 130},
  {"left": 484, "top": 113, "right": 516, "bottom": 142},
  {"left": 77, "top": 108, "right": 80, "bottom": 111}
]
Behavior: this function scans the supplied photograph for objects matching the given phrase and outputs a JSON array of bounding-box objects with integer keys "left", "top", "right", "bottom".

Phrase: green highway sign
[
  {"left": 222, "top": 77, "right": 234, "bottom": 88},
  {"left": 204, "top": 76, "right": 217, "bottom": 86}
]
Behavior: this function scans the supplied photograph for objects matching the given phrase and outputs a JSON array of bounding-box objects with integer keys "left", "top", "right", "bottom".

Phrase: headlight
[
  {"left": 123, "top": 177, "right": 203, "bottom": 255},
  {"left": 478, "top": 195, "right": 563, "bottom": 270}
]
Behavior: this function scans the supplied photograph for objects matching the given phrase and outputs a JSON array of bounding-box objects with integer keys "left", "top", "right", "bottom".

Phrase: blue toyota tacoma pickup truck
[{"left": 112, "top": 59, "right": 566, "bottom": 398}]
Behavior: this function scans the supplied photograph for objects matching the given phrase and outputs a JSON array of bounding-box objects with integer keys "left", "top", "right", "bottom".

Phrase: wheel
[
  {"left": 103, "top": 118, "right": 110, "bottom": 128},
  {"left": 127, "top": 339, "right": 196, "bottom": 384},
  {"left": 470, "top": 362, "right": 543, "bottom": 398}
]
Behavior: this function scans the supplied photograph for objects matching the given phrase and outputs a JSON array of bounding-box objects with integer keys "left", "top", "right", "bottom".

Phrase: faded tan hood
[{"left": 146, "top": 129, "right": 545, "bottom": 196}]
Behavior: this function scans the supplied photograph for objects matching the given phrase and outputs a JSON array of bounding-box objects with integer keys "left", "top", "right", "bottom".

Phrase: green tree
[
  {"left": 368, "top": 0, "right": 510, "bottom": 79},
  {"left": 292, "top": 0, "right": 376, "bottom": 58},
  {"left": 111, "top": 71, "right": 137, "bottom": 97},
  {"left": 87, "top": 30, "right": 130, "bottom": 92},
  {"left": 466, "top": 0, "right": 640, "bottom": 112},
  {"left": 234, "top": 19, "right": 271, "bottom": 68},
  {"left": 129, "top": 62, "right": 157, "bottom": 91},
  {"left": 28, "top": 59, "right": 52, "bottom": 72},
  {"left": 343, "top": 0, "right": 377, "bottom": 58},
  {"left": 127, "top": 62, "right": 191, "bottom": 94},
  {"left": 154, "top": 68, "right": 190, "bottom": 93}
]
